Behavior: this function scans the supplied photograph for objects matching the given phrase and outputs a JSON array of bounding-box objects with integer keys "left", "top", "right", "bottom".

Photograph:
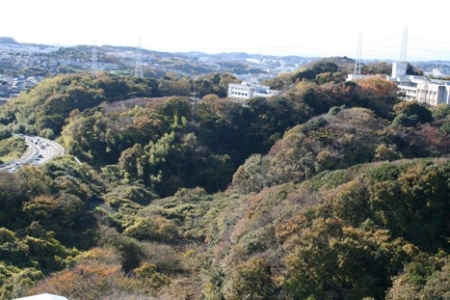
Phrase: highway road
[{"left": 0, "top": 135, "right": 65, "bottom": 172}]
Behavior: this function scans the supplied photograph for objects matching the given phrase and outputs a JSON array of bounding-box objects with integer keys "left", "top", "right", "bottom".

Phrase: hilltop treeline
[
  {"left": 0, "top": 72, "right": 239, "bottom": 138},
  {"left": 0, "top": 60, "right": 450, "bottom": 299}
]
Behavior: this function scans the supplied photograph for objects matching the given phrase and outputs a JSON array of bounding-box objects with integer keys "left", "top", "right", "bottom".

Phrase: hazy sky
[{"left": 2, "top": 0, "right": 450, "bottom": 61}]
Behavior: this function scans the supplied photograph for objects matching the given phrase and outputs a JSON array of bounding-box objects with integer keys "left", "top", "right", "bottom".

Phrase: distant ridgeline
[{"left": 0, "top": 37, "right": 18, "bottom": 44}]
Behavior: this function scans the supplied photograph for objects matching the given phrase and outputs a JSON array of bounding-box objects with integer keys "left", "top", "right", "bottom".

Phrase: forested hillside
[{"left": 0, "top": 60, "right": 450, "bottom": 299}]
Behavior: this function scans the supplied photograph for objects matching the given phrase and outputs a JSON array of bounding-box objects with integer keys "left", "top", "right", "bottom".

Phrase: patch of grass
[{"left": 0, "top": 136, "right": 27, "bottom": 163}]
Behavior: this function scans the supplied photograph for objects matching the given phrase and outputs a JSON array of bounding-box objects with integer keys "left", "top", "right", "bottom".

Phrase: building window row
[{"left": 232, "top": 92, "right": 249, "bottom": 96}]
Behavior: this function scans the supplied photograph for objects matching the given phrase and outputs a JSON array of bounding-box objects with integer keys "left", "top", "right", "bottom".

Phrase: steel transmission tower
[
  {"left": 191, "top": 77, "right": 198, "bottom": 116},
  {"left": 27, "top": 46, "right": 33, "bottom": 67},
  {"left": 134, "top": 37, "right": 144, "bottom": 78},
  {"left": 91, "top": 40, "right": 98, "bottom": 77},
  {"left": 400, "top": 27, "right": 408, "bottom": 62},
  {"left": 353, "top": 33, "right": 362, "bottom": 75}
]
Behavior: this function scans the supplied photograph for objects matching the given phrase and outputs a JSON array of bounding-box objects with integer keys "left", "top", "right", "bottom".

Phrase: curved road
[{"left": 0, "top": 135, "right": 65, "bottom": 172}]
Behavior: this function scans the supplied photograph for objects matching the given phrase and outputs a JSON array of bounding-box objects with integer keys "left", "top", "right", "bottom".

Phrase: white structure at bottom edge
[
  {"left": 228, "top": 82, "right": 280, "bottom": 101},
  {"left": 13, "top": 293, "right": 68, "bottom": 300}
]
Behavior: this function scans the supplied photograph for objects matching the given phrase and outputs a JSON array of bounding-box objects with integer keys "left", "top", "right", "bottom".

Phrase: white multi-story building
[
  {"left": 397, "top": 77, "right": 450, "bottom": 106},
  {"left": 13, "top": 293, "right": 68, "bottom": 300},
  {"left": 391, "top": 62, "right": 408, "bottom": 80},
  {"left": 391, "top": 62, "right": 450, "bottom": 106},
  {"left": 227, "top": 82, "right": 280, "bottom": 101}
]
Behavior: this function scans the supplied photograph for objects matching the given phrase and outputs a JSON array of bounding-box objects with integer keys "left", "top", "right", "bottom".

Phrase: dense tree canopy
[{"left": 2, "top": 61, "right": 450, "bottom": 299}]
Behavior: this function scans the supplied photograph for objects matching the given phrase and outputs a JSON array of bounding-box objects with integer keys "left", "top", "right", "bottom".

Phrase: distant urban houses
[{"left": 0, "top": 75, "right": 44, "bottom": 105}]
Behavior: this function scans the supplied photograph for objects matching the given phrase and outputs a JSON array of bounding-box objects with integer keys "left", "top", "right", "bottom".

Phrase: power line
[
  {"left": 408, "top": 47, "right": 450, "bottom": 54},
  {"left": 409, "top": 37, "right": 450, "bottom": 46}
]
